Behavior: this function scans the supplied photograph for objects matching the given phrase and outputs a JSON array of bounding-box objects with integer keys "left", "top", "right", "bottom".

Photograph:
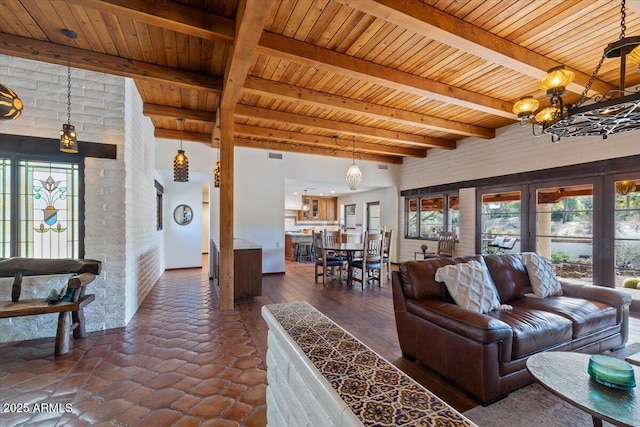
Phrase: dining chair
[
  {"left": 424, "top": 231, "right": 456, "bottom": 258},
  {"left": 382, "top": 228, "right": 393, "bottom": 279},
  {"left": 313, "top": 231, "right": 344, "bottom": 285},
  {"left": 351, "top": 231, "right": 384, "bottom": 288}
]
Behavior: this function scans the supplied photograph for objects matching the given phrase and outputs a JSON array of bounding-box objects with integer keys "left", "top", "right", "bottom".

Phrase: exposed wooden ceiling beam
[
  {"left": 234, "top": 105, "right": 454, "bottom": 150},
  {"left": 154, "top": 128, "right": 211, "bottom": 144},
  {"left": 0, "top": 34, "right": 223, "bottom": 93},
  {"left": 339, "top": 0, "right": 614, "bottom": 97},
  {"left": 243, "top": 77, "right": 494, "bottom": 139},
  {"left": 234, "top": 124, "right": 426, "bottom": 157},
  {"left": 257, "top": 32, "right": 514, "bottom": 119},
  {"left": 234, "top": 137, "right": 404, "bottom": 164},
  {"left": 64, "top": 0, "right": 235, "bottom": 44},
  {"left": 143, "top": 103, "right": 215, "bottom": 124},
  {"left": 221, "top": 0, "right": 273, "bottom": 110}
]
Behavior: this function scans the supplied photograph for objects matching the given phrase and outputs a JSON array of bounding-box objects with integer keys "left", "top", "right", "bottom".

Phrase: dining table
[{"left": 323, "top": 242, "right": 362, "bottom": 286}]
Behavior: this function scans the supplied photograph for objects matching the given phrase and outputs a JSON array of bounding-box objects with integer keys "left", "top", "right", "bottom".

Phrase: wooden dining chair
[
  {"left": 382, "top": 228, "right": 393, "bottom": 279},
  {"left": 425, "top": 231, "right": 456, "bottom": 258},
  {"left": 313, "top": 231, "right": 344, "bottom": 284},
  {"left": 351, "top": 232, "right": 384, "bottom": 288}
]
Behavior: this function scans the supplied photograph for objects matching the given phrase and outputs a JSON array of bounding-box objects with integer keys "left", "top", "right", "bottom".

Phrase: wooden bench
[{"left": 0, "top": 257, "right": 102, "bottom": 356}]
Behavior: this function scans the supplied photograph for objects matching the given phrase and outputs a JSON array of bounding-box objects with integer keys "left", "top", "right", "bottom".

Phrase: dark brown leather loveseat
[{"left": 392, "top": 254, "right": 632, "bottom": 405}]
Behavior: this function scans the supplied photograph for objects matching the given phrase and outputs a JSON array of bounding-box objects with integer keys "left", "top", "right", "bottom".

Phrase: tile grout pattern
[{"left": 0, "top": 268, "right": 267, "bottom": 427}]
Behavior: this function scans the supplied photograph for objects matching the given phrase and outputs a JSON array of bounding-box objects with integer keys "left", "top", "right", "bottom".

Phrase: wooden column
[{"left": 218, "top": 106, "right": 235, "bottom": 310}]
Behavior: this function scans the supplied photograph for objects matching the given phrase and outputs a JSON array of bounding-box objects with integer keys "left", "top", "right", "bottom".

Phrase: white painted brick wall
[
  {"left": 399, "top": 121, "right": 640, "bottom": 261},
  {"left": 0, "top": 54, "right": 163, "bottom": 342}
]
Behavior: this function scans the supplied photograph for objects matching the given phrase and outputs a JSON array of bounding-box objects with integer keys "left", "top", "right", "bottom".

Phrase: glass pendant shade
[
  {"left": 534, "top": 106, "right": 559, "bottom": 124},
  {"left": 213, "top": 161, "right": 220, "bottom": 188},
  {"left": 346, "top": 163, "right": 362, "bottom": 190},
  {"left": 616, "top": 180, "right": 636, "bottom": 195},
  {"left": 538, "top": 66, "right": 575, "bottom": 97},
  {"left": 0, "top": 84, "right": 23, "bottom": 120},
  {"left": 60, "top": 123, "right": 78, "bottom": 153},
  {"left": 173, "top": 150, "right": 189, "bottom": 182},
  {"left": 512, "top": 96, "right": 540, "bottom": 120}
]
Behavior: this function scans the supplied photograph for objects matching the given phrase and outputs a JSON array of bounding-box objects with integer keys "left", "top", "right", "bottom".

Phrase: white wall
[
  {"left": 0, "top": 54, "right": 164, "bottom": 341},
  {"left": 338, "top": 186, "right": 399, "bottom": 262},
  {"left": 163, "top": 182, "right": 204, "bottom": 269},
  {"left": 399, "top": 122, "right": 640, "bottom": 261}
]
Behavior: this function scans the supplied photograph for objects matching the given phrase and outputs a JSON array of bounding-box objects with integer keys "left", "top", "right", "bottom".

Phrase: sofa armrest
[
  {"left": 560, "top": 281, "right": 632, "bottom": 310},
  {"left": 408, "top": 300, "right": 514, "bottom": 362}
]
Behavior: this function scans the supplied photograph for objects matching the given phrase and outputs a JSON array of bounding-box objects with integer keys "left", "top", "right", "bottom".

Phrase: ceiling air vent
[
  {"left": 378, "top": 164, "right": 388, "bottom": 170},
  {"left": 268, "top": 152, "right": 283, "bottom": 160}
]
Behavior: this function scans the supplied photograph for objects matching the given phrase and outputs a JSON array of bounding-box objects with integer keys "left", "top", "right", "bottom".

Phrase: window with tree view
[
  {"left": 405, "top": 194, "right": 458, "bottom": 239},
  {"left": 481, "top": 191, "right": 521, "bottom": 254},
  {"left": 615, "top": 178, "right": 640, "bottom": 293}
]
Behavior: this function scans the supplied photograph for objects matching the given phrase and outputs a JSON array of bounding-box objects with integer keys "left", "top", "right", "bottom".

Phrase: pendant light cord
[{"left": 66, "top": 37, "right": 72, "bottom": 126}]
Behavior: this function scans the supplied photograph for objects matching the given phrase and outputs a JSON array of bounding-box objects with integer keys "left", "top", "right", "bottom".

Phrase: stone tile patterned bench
[{"left": 262, "top": 300, "right": 477, "bottom": 427}]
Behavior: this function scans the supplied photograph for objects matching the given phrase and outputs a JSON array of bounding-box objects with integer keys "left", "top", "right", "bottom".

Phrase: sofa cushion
[
  {"left": 435, "top": 261, "right": 501, "bottom": 314},
  {"left": 488, "top": 307, "right": 572, "bottom": 359},
  {"left": 400, "top": 259, "right": 457, "bottom": 300},
  {"left": 511, "top": 296, "right": 617, "bottom": 339},
  {"left": 484, "top": 254, "right": 533, "bottom": 303},
  {"left": 519, "top": 252, "right": 563, "bottom": 298}
]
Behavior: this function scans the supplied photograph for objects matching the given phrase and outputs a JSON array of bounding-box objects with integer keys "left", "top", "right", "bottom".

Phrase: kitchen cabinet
[{"left": 298, "top": 196, "right": 337, "bottom": 221}]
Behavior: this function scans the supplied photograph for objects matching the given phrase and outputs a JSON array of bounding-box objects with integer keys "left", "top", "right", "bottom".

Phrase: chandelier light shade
[
  {"left": 346, "top": 136, "right": 362, "bottom": 190},
  {"left": 538, "top": 66, "right": 575, "bottom": 97},
  {"left": 0, "top": 84, "right": 23, "bottom": 120},
  {"left": 173, "top": 118, "right": 189, "bottom": 182},
  {"left": 515, "top": 0, "right": 640, "bottom": 142},
  {"left": 616, "top": 180, "right": 636, "bottom": 195},
  {"left": 512, "top": 96, "right": 540, "bottom": 120},
  {"left": 59, "top": 29, "right": 78, "bottom": 153}
]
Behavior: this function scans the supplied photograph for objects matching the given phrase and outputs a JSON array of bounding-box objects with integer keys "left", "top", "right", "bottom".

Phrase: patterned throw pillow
[
  {"left": 435, "top": 261, "right": 501, "bottom": 314},
  {"left": 519, "top": 252, "right": 563, "bottom": 298}
]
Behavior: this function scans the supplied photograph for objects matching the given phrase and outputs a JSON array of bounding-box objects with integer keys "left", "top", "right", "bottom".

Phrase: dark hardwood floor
[{"left": 237, "top": 258, "right": 640, "bottom": 413}]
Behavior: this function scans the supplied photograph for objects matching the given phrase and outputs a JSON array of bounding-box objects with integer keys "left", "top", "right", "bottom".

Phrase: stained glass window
[
  {"left": 0, "top": 156, "right": 81, "bottom": 259},
  {"left": 0, "top": 158, "right": 10, "bottom": 258},
  {"left": 18, "top": 160, "right": 80, "bottom": 258}
]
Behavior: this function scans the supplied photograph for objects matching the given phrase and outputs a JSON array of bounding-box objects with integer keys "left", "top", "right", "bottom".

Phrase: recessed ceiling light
[{"left": 293, "top": 191, "right": 298, "bottom": 195}]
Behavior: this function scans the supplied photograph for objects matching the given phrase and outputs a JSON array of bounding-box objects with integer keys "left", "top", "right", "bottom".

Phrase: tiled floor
[{"left": 0, "top": 268, "right": 266, "bottom": 427}]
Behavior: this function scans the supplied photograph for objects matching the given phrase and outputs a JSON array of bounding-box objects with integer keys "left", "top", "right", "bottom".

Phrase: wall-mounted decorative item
[
  {"left": 60, "top": 28, "right": 78, "bottom": 153},
  {"left": 0, "top": 83, "right": 23, "bottom": 120},
  {"left": 173, "top": 204, "right": 193, "bottom": 225}
]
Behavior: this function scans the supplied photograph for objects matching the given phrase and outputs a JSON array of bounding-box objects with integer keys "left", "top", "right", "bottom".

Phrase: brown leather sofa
[{"left": 392, "top": 254, "right": 632, "bottom": 405}]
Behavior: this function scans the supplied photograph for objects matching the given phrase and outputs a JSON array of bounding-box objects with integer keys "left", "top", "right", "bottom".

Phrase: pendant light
[
  {"left": 173, "top": 118, "right": 189, "bottom": 182},
  {"left": 0, "top": 83, "right": 23, "bottom": 120},
  {"left": 345, "top": 136, "right": 362, "bottom": 190},
  {"left": 59, "top": 29, "right": 78, "bottom": 153},
  {"left": 301, "top": 189, "right": 310, "bottom": 212},
  {"left": 212, "top": 105, "right": 221, "bottom": 188}
]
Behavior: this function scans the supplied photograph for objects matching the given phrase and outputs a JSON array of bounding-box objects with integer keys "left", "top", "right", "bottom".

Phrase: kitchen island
[{"left": 284, "top": 232, "right": 313, "bottom": 262}]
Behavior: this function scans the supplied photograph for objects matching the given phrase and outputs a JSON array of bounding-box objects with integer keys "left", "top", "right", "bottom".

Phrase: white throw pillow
[
  {"left": 519, "top": 252, "right": 563, "bottom": 298},
  {"left": 435, "top": 261, "right": 501, "bottom": 314}
]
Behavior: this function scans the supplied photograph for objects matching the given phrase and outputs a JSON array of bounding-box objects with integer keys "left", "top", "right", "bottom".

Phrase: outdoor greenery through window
[
  {"left": 615, "top": 179, "right": 640, "bottom": 292},
  {"left": 481, "top": 191, "right": 521, "bottom": 254},
  {"left": 0, "top": 156, "right": 81, "bottom": 258},
  {"left": 535, "top": 185, "right": 593, "bottom": 283},
  {"left": 405, "top": 194, "right": 458, "bottom": 239}
]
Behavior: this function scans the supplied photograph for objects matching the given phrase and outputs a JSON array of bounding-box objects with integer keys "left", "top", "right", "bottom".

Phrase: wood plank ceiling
[{"left": 1, "top": 0, "right": 640, "bottom": 164}]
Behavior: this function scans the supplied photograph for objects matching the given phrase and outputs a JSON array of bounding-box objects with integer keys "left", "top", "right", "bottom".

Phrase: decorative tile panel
[{"left": 263, "top": 301, "right": 476, "bottom": 427}]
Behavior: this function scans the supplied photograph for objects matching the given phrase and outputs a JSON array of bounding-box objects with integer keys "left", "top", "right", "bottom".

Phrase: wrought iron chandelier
[
  {"left": 59, "top": 29, "right": 78, "bottom": 153},
  {"left": 513, "top": 0, "right": 640, "bottom": 142},
  {"left": 173, "top": 118, "right": 189, "bottom": 182}
]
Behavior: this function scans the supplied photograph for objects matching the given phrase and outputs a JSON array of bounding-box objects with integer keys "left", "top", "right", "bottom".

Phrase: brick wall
[
  {"left": 0, "top": 54, "right": 163, "bottom": 341},
  {"left": 399, "top": 122, "right": 640, "bottom": 261}
]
